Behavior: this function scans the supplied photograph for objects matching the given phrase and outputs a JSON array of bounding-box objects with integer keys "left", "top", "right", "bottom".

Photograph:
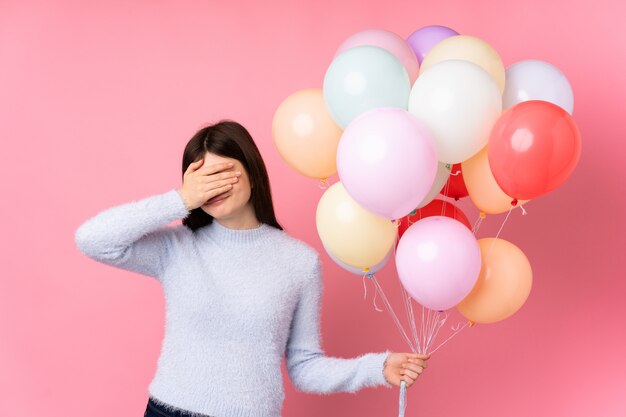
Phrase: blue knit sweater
[{"left": 74, "top": 188, "right": 392, "bottom": 417}]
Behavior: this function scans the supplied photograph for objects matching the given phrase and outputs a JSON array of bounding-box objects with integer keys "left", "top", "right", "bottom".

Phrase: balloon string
[
  {"left": 423, "top": 308, "right": 431, "bottom": 354},
  {"left": 429, "top": 321, "right": 470, "bottom": 355},
  {"left": 363, "top": 272, "right": 383, "bottom": 311},
  {"left": 519, "top": 203, "right": 528, "bottom": 215},
  {"left": 420, "top": 305, "right": 425, "bottom": 354},
  {"left": 393, "top": 234, "right": 421, "bottom": 351},
  {"left": 438, "top": 164, "right": 454, "bottom": 201},
  {"left": 406, "top": 295, "right": 419, "bottom": 354},
  {"left": 371, "top": 279, "right": 383, "bottom": 312},
  {"left": 398, "top": 380, "right": 407, "bottom": 417},
  {"left": 424, "top": 310, "right": 443, "bottom": 353},
  {"left": 371, "top": 275, "right": 416, "bottom": 352},
  {"left": 428, "top": 311, "right": 449, "bottom": 353},
  {"left": 362, "top": 274, "right": 368, "bottom": 301},
  {"left": 423, "top": 308, "right": 432, "bottom": 354},
  {"left": 472, "top": 214, "right": 484, "bottom": 235},
  {"left": 441, "top": 171, "right": 451, "bottom": 198},
  {"left": 487, "top": 204, "right": 514, "bottom": 259}
]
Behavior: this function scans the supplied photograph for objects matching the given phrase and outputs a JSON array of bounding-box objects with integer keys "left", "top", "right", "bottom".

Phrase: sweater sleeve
[
  {"left": 285, "top": 254, "right": 394, "bottom": 394},
  {"left": 74, "top": 188, "right": 190, "bottom": 280}
]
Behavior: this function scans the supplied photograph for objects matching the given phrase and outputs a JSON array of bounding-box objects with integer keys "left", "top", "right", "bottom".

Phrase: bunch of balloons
[{"left": 272, "top": 25, "right": 581, "bottom": 328}]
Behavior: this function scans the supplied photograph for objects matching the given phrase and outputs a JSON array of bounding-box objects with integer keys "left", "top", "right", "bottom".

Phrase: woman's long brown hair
[{"left": 181, "top": 120, "right": 283, "bottom": 232}]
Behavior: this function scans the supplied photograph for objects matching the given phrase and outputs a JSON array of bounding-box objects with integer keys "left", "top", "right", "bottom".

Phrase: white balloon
[
  {"left": 408, "top": 60, "right": 502, "bottom": 164},
  {"left": 503, "top": 59, "right": 574, "bottom": 114},
  {"left": 416, "top": 161, "right": 451, "bottom": 209}
]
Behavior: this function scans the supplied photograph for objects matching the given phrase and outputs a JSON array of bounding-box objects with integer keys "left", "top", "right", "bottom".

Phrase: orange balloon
[
  {"left": 272, "top": 88, "right": 342, "bottom": 179},
  {"left": 462, "top": 146, "right": 530, "bottom": 214},
  {"left": 457, "top": 238, "right": 532, "bottom": 323}
]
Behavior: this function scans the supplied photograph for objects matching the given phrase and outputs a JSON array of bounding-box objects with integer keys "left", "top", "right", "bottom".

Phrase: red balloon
[
  {"left": 397, "top": 199, "right": 472, "bottom": 244},
  {"left": 488, "top": 100, "right": 581, "bottom": 200},
  {"left": 440, "top": 163, "right": 468, "bottom": 200}
]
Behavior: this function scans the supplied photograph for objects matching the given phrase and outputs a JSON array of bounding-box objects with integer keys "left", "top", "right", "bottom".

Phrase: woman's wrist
[
  {"left": 176, "top": 188, "right": 191, "bottom": 211},
  {"left": 382, "top": 353, "right": 393, "bottom": 386}
]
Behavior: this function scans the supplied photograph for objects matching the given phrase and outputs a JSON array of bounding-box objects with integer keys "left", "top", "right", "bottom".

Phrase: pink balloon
[
  {"left": 395, "top": 216, "right": 481, "bottom": 311},
  {"left": 335, "top": 29, "right": 420, "bottom": 84},
  {"left": 323, "top": 243, "right": 392, "bottom": 276},
  {"left": 337, "top": 108, "right": 438, "bottom": 220}
]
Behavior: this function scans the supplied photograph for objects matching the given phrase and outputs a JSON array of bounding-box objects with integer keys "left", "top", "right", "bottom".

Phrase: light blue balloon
[
  {"left": 323, "top": 45, "right": 411, "bottom": 128},
  {"left": 323, "top": 242, "right": 393, "bottom": 276}
]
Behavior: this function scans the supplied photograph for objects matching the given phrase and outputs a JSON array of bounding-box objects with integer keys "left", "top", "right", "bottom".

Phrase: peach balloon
[
  {"left": 462, "top": 146, "right": 530, "bottom": 214},
  {"left": 457, "top": 238, "right": 533, "bottom": 324},
  {"left": 316, "top": 182, "right": 397, "bottom": 270},
  {"left": 272, "top": 88, "right": 342, "bottom": 179},
  {"left": 419, "top": 35, "right": 506, "bottom": 93}
]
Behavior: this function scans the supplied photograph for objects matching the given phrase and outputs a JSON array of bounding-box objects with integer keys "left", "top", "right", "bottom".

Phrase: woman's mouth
[{"left": 205, "top": 194, "right": 230, "bottom": 206}]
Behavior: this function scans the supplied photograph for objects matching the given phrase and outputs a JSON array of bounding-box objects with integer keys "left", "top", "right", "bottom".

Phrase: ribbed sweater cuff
[{"left": 363, "top": 350, "right": 393, "bottom": 389}]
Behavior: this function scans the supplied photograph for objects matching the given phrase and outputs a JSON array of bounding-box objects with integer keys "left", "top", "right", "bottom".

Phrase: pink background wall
[{"left": 2, "top": 0, "right": 624, "bottom": 416}]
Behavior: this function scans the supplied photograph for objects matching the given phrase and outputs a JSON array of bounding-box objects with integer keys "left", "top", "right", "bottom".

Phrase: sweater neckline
[{"left": 197, "top": 220, "right": 275, "bottom": 247}]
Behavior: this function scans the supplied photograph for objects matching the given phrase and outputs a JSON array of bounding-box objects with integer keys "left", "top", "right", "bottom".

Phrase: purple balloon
[
  {"left": 406, "top": 25, "right": 459, "bottom": 65},
  {"left": 337, "top": 107, "right": 438, "bottom": 220},
  {"left": 324, "top": 243, "right": 393, "bottom": 276},
  {"left": 395, "top": 216, "right": 481, "bottom": 311}
]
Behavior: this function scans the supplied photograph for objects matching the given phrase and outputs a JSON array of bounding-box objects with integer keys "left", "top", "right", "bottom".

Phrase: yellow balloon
[
  {"left": 457, "top": 238, "right": 532, "bottom": 324},
  {"left": 419, "top": 35, "right": 506, "bottom": 94},
  {"left": 462, "top": 146, "right": 530, "bottom": 214},
  {"left": 272, "top": 88, "right": 342, "bottom": 179},
  {"left": 316, "top": 182, "right": 397, "bottom": 270}
]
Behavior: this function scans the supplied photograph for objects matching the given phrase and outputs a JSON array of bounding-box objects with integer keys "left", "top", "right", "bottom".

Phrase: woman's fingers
[
  {"left": 403, "top": 363, "right": 424, "bottom": 378},
  {"left": 401, "top": 368, "right": 419, "bottom": 380},
  {"left": 407, "top": 358, "right": 427, "bottom": 368},
  {"left": 204, "top": 184, "right": 234, "bottom": 199},
  {"left": 185, "top": 158, "right": 205, "bottom": 174},
  {"left": 202, "top": 177, "right": 239, "bottom": 190},
  {"left": 408, "top": 353, "right": 431, "bottom": 360},
  {"left": 199, "top": 162, "right": 235, "bottom": 176},
  {"left": 384, "top": 352, "right": 430, "bottom": 389},
  {"left": 401, "top": 353, "right": 429, "bottom": 388},
  {"left": 200, "top": 170, "right": 241, "bottom": 184}
]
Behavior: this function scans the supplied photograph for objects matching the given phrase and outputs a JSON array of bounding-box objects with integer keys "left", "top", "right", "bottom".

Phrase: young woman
[{"left": 75, "top": 120, "right": 429, "bottom": 417}]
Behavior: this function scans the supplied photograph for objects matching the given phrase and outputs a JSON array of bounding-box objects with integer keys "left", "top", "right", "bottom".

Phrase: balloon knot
[
  {"left": 479, "top": 212, "right": 486, "bottom": 219},
  {"left": 511, "top": 199, "right": 518, "bottom": 206},
  {"left": 469, "top": 321, "right": 476, "bottom": 328}
]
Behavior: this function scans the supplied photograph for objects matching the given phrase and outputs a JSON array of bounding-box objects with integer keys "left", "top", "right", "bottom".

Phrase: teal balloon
[{"left": 323, "top": 45, "right": 411, "bottom": 128}]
